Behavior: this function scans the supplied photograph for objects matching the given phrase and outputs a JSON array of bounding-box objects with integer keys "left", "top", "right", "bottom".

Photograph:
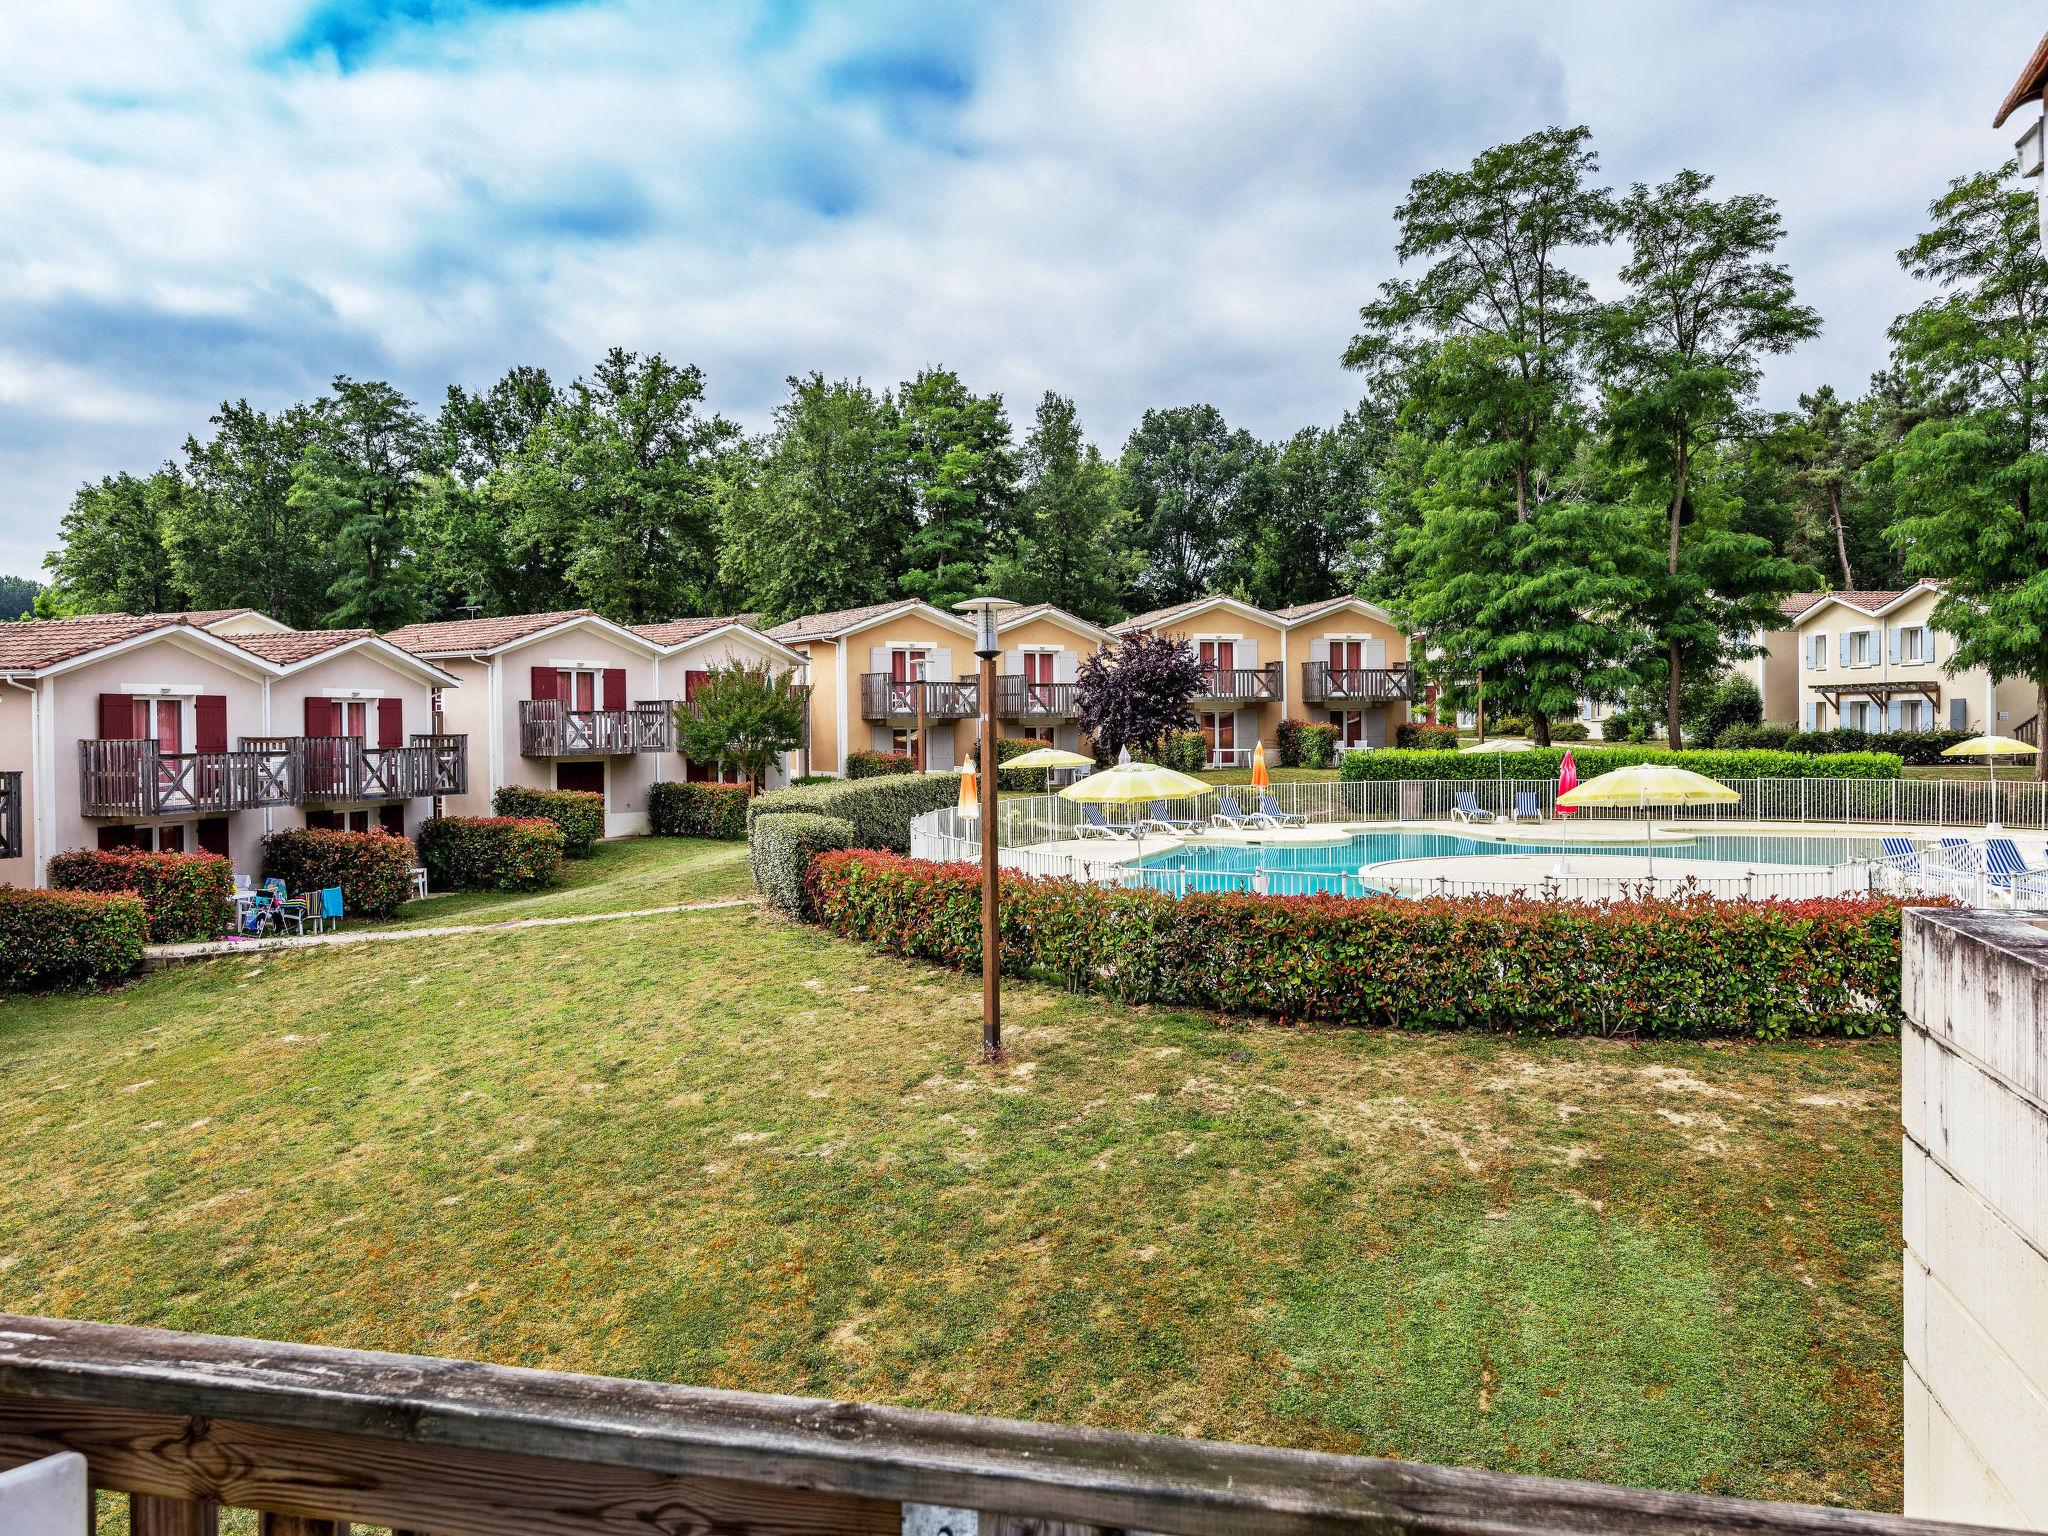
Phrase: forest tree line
[{"left": 24, "top": 126, "right": 2048, "bottom": 744}]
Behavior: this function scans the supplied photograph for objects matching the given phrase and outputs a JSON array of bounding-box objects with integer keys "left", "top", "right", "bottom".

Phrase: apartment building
[
  {"left": 1, "top": 612, "right": 464, "bottom": 886},
  {"left": 382, "top": 610, "right": 806, "bottom": 834},
  {"left": 1787, "top": 583, "right": 2035, "bottom": 736}
]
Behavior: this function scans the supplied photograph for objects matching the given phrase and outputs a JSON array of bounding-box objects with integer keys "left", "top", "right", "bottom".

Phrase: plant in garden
[
  {"left": 844, "top": 750, "right": 915, "bottom": 779},
  {"left": 493, "top": 786, "right": 604, "bottom": 856},
  {"left": 1074, "top": 631, "right": 1203, "bottom": 760},
  {"left": 0, "top": 888, "right": 147, "bottom": 992},
  {"left": 673, "top": 660, "right": 807, "bottom": 793},
  {"left": 260, "top": 828, "right": 417, "bottom": 918},
  {"left": 415, "top": 816, "right": 564, "bottom": 892},
  {"left": 648, "top": 781, "right": 750, "bottom": 839},
  {"left": 46, "top": 848, "right": 232, "bottom": 943}
]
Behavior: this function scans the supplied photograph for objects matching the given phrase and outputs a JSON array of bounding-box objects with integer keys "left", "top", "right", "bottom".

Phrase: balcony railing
[
  {"left": 860, "top": 673, "right": 979, "bottom": 721},
  {"left": 1194, "top": 662, "right": 1281, "bottom": 703},
  {"left": 79, "top": 737, "right": 468, "bottom": 817},
  {"left": 994, "top": 675, "right": 1078, "bottom": 719},
  {"left": 519, "top": 700, "right": 673, "bottom": 756},
  {"left": 0, "top": 1312, "right": 1993, "bottom": 1536},
  {"left": 1302, "top": 661, "right": 1413, "bottom": 705}
]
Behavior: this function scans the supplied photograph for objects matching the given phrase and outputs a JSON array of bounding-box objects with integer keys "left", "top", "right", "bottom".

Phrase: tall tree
[
  {"left": 417, "top": 366, "right": 565, "bottom": 617},
  {"left": 719, "top": 374, "right": 911, "bottom": 623},
  {"left": 0, "top": 574, "right": 40, "bottom": 620},
  {"left": 170, "top": 399, "right": 328, "bottom": 626},
  {"left": 1243, "top": 405, "right": 1389, "bottom": 609},
  {"left": 1886, "top": 162, "right": 2048, "bottom": 773},
  {"left": 673, "top": 660, "right": 808, "bottom": 793},
  {"left": 1119, "top": 404, "right": 1264, "bottom": 608},
  {"left": 42, "top": 468, "right": 190, "bottom": 615},
  {"left": 1598, "top": 169, "right": 1822, "bottom": 746},
  {"left": 293, "top": 377, "right": 435, "bottom": 631},
  {"left": 893, "top": 367, "right": 1017, "bottom": 611},
  {"left": 983, "top": 392, "right": 1135, "bottom": 621},
  {"left": 503, "top": 350, "right": 737, "bottom": 623}
]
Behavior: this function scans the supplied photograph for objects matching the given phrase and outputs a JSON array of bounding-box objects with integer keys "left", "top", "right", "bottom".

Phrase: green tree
[
  {"left": 417, "top": 366, "right": 564, "bottom": 617},
  {"left": 673, "top": 661, "right": 808, "bottom": 793},
  {"left": 983, "top": 392, "right": 1135, "bottom": 621},
  {"left": 0, "top": 574, "right": 40, "bottom": 620},
  {"left": 1244, "top": 405, "right": 1389, "bottom": 608},
  {"left": 502, "top": 349, "right": 737, "bottom": 623},
  {"left": 295, "top": 377, "right": 434, "bottom": 631},
  {"left": 1597, "top": 169, "right": 1822, "bottom": 746},
  {"left": 1119, "top": 404, "right": 1264, "bottom": 608},
  {"left": 1886, "top": 162, "right": 2048, "bottom": 773},
  {"left": 42, "top": 467, "right": 191, "bottom": 614},
  {"left": 893, "top": 367, "right": 1017, "bottom": 611},
  {"left": 170, "top": 399, "right": 329, "bottom": 626},
  {"left": 719, "top": 374, "right": 911, "bottom": 623}
]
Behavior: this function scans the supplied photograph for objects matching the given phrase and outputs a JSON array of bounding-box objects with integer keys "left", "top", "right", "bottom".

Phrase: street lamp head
[{"left": 955, "top": 595, "right": 1019, "bottom": 659}]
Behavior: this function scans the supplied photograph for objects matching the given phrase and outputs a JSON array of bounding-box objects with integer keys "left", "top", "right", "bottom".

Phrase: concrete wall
[{"left": 1902, "top": 908, "right": 2048, "bottom": 1529}]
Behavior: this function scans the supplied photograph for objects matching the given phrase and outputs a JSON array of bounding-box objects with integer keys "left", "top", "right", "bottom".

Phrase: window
[
  {"left": 1807, "top": 633, "right": 1829, "bottom": 671},
  {"left": 1847, "top": 629, "right": 1877, "bottom": 667},
  {"left": 1329, "top": 710, "right": 1365, "bottom": 747},
  {"left": 1199, "top": 710, "right": 1236, "bottom": 765},
  {"left": 1896, "top": 625, "right": 1931, "bottom": 664},
  {"left": 96, "top": 823, "right": 195, "bottom": 853},
  {"left": 889, "top": 728, "right": 916, "bottom": 757},
  {"left": 1896, "top": 699, "right": 1931, "bottom": 731}
]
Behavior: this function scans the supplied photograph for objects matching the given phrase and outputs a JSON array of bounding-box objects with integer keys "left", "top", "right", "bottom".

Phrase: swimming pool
[{"left": 1126, "top": 829, "right": 1889, "bottom": 898}]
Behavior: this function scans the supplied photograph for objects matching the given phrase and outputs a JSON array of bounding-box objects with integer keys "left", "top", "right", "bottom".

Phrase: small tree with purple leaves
[{"left": 1075, "top": 632, "right": 1204, "bottom": 762}]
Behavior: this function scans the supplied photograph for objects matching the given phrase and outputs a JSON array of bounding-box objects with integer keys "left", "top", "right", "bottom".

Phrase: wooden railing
[
  {"left": 0, "top": 1314, "right": 2014, "bottom": 1536},
  {"left": 860, "top": 673, "right": 980, "bottom": 721},
  {"left": 993, "top": 676, "right": 1077, "bottom": 718},
  {"left": 2018, "top": 714, "right": 2038, "bottom": 747},
  {"left": 1194, "top": 662, "right": 1281, "bottom": 703},
  {"left": 0, "top": 770, "right": 18, "bottom": 860},
  {"left": 78, "top": 740, "right": 300, "bottom": 818},
  {"left": 1302, "top": 662, "right": 1413, "bottom": 705},
  {"left": 282, "top": 735, "right": 470, "bottom": 802},
  {"left": 519, "top": 700, "right": 673, "bottom": 756}
]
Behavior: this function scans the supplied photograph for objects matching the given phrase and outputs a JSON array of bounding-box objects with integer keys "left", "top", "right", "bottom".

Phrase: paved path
[{"left": 144, "top": 897, "right": 760, "bottom": 967}]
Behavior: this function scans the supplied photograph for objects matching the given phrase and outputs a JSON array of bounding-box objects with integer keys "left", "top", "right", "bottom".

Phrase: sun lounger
[
  {"left": 1257, "top": 792, "right": 1307, "bottom": 828},
  {"left": 1146, "top": 799, "right": 1205, "bottom": 832},
  {"left": 1451, "top": 791, "right": 1494, "bottom": 824},
  {"left": 1986, "top": 838, "right": 2048, "bottom": 899},
  {"left": 1210, "top": 792, "right": 1275, "bottom": 831},
  {"left": 1074, "top": 803, "right": 1134, "bottom": 840},
  {"left": 1511, "top": 791, "right": 1542, "bottom": 823}
]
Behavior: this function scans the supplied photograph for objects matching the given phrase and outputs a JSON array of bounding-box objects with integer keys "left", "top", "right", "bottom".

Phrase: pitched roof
[
  {"left": 764, "top": 600, "right": 970, "bottom": 642},
  {"left": 382, "top": 610, "right": 600, "bottom": 655},
  {"left": 1995, "top": 29, "right": 2048, "bottom": 127},
  {"left": 1803, "top": 589, "right": 1910, "bottom": 617},
  {"left": 630, "top": 615, "right": 760, "bottom": 646},
  {"left": 1778, "top": 592, "right": 1825, "bottom": 621},
  {"left": 0, "top": 616, "right": 181, "bottom": 672},
  {"left": 997, "top": 604, "right": 1118, "bottom": 642},
  {"left": 1109, "top": 598, "right": 1212, "bottom": 633},
  {"left": 226, "top": 630, "right": 376, "bottom": 665}
]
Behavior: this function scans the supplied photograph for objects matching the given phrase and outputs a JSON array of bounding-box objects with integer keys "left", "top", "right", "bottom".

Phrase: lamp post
[{"left": 956, "top": 596, "right": 1018, "bottom": 1062}]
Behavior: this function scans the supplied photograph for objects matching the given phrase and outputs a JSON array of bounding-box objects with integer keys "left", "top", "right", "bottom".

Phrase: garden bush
[
  {"left": 1294, "top": 722, "right": 1340, "bottom": 769},
  {"left": 753, "top": 813, "right": 857, "bottom": 917},
  {"left": 846, "top": 750, "right": 916, "bottom": 779},
  {"left": 1491, "top": 715, "right": 1531, "bottom": 738},
  {"left": 1547, "top": 719, "right": 1591, "bottom": 741},
  {"left": 492, "top": 786, "right": 604, "bottom": 857},
  {"left": 809, "top": 851, "right": 1926, "bottom": 1039},
  {"left": 1337, "top": 745, "right": 1901, "bottom": 783},
  {"left": 1716, "top": 721, "right": 1797, "bottom": 751},
  {"left": 261, "top": 828, "right": 417, "bottom": 919},
  {"left": 1275, "top": 718, "right": 1308, "bottom": 767},
  {"left": 47, "top": 848, "right": 232, "bottom": 943},
  {"left": 1774, "top": 727, "right": 1978, "bottom": 766},
  {"left": 1161, "top": 729, "right": 1208, "bottom": 774},
  {"left": 415, "top": 816, "right": 563, "bottom": 893},
  {"left": 649, "top": 781, "right": 750, "bottom": 839},
  {"left": 745, "top": 772, "right": 961, "bottom": 854},
  {"left": 0, "top": 887, "right": 146, "bottom": 991},
  {"left": 1394, "top": 721, "right": 1461, "bottom": 751}
]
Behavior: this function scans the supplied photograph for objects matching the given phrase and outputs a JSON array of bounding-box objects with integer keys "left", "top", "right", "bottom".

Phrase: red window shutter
[
  {"left": 196, "top": 817, "right": 230, "bottom": 856},
  {"left": 530, "top": 666, "right": 559, "bottom": 702},
  {"left": 602, "top": 667, "right": 626, "bottom": 710},
  {"left": 194, "top": 695, "right": 228, "bottom": 752},
  {"left": 377, "top": 697, "right": 403, "bottom": 747},
  {"left": 684, "top": 669, "right": 709, "bottom": 703},
  {"left": 305, "top": 696, "right": 338, "bottom": 736},
  {"left": 99, "top": 693, "right": 138, "bottom": 739}
]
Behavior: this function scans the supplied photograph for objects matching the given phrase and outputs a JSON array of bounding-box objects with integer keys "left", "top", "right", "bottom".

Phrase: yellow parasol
[
  {"left": 1250, "top": 740, "right": 1271, "bottom": 789},
  {"left": 1058, "top": 759, "right": 1214, "bottom": 805},
  {"left": 956, "top": 764, "right": 979, "bottom": 819},
  {"left": 1940, "top": 734, "right": 2038, "bottom": 784},
  {"left": 1555, "top": 764, "right": 1740, "bottom": 870},
  {"left": 1000, "top": 746, "right": 1095, "bottom": 771}
]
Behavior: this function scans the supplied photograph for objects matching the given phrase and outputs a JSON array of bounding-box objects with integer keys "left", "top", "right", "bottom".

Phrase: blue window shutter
[
  {"left": 1889, "top": 627, "right": 1901, "bottom": 665},
  {"left": 1887, "top": 698, "right": 1903, "bottom": 730},
  {"left": 1950, "top": 697, "right": 1968, "bottom": 731}
]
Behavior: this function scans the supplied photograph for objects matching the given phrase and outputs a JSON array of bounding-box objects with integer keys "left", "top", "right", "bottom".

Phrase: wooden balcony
[
  {"left": 993, "top": 675, "right": 1077, "bottom": 720},
  {"left": 519, "top": 700, "right": 673, "bottom": 756},
  {"left": 1302, "top": 661, "right": 1413, "bottom": 705},
  {"left": 1194, "top": 662, "right": 1281, "bottom": 704},
  {"left": 79, "top": 740, "right": 299, "bottom": 818},
  {"left": 0, "top": 1311, "right": 1989, "bottom": 1536},
  {"left": 274, "top": 735, "right": 470, "bottom": 802},
  {"left": 860, "top": 673, "right": 979, "bottom": 721}
]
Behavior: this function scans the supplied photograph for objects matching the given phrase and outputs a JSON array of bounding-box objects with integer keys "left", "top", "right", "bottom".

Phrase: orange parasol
[
  {"left": 1250, "top": 740, "right": 1270, "bottom": 789},
  {"left": 957, "top": 764, "right": 979, "bottom": 818}
]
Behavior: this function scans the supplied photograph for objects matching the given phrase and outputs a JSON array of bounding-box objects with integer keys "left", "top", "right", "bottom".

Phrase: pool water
[{"left": 1129, "top": 829, "right": 1886, "bottom": 896}]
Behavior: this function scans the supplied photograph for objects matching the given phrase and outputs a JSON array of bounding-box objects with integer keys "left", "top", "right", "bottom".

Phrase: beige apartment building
[{"left": 1785, "top": 584, "right": 2036, "bottom": 737}]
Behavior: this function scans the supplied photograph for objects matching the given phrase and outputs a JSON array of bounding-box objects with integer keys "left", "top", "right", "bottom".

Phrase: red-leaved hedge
[
  {"left": 0, "top": 887, "right": 146, "bottom": 991},
  {"left": 262, "top": 828, "right": 417, "bottom": 919},
  {"left": 47, "top": 848, "right": 233, "bottom": 942},
  {"left": 416, "top": 815, "right": 564, "bottom": 892},
  {"left": 808, "top": 850, "right": 1929, "bottom": 1039}
]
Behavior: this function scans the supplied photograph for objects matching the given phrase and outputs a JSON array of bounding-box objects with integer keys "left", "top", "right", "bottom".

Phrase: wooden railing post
[
  {"left": 131, "top": 1492, "right": 220, "bottom": 1535},
  {"left": 258, "top": 1516, "right": 346, "bottom": 1536}
]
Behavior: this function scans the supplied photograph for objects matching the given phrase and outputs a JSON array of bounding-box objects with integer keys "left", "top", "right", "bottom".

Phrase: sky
[{"left": 1, "top": 0, "right": 2041, "bottom": 581}]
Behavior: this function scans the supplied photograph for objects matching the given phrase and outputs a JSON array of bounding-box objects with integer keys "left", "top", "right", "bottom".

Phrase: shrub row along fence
[
  {"left": 808, "top": 851, "right": 1920, "bottom": 1038},
  {"left": 0, "top": 887, "right": 148, "bottom": 992},
  {"left": 46, "top": 849, "right": 234, "bottom": 943},
  {"left": 1339, "top": 745, "right": 1902, "bottom": 782}
]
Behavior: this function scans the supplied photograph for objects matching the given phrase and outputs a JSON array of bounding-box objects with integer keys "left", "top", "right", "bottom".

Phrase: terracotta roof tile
[
  {"left": 0, "top": 616, "right": 178, "bottom": 672},
  {"left": 1109, "top": 597, "right": 1214, "bottom": 633},
  {"left": 631, "top": 615, "right": 760, "bottom": 646},
  {"left": 1808, "top": 589, "right": 1911, "bottom": 616},
  {"left": 227, "top": 630, "right": 375, "bottom": 665},
  {"left": 765, "top": 601, "right": 929, "bottom": 642},
  {"left": 1778, "top": 592, "right": 1825, "bottom": 620},
  {"left": 382, "top": 610, "right": 598, "bottom": 655}
]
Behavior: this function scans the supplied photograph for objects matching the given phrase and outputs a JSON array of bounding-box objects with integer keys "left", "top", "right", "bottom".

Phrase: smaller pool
[{"left": 1127, "top": 828, "right": 1887, "bottom": 898}]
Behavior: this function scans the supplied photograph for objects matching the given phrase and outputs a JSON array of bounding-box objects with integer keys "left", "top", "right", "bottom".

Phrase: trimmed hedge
[
  {"left": 1778, "top": 727, "right": 1978, "bottom": 766},
  {"left": 47, "top": 848, "right": 232, "bottom": 943},
  {"left": 746, "top": 772, "right": 961, "bottom": 854},
  {"left": 261, "top": 828, "right": 418, "bottom": 919},
  {"left": 649, "top": 781, "right": 750, "bottom": 839},
  {"left": 493, "top": 786, "right": 604, "bottom": 857},
  {"left": 1395, "top": 721, "right": 1461, "bottom": 751},
  {"left": 1162, "top": 730, "right": 1207, "bottom": 774},
  {"left": 752, "top": 813, "right": 857, "bottom": 917},
  {"left": 846, "top": 750, "right": 916, "bottom": 779},
  {"left": 0, "top": 887, "right": 147, "bottom": 991},
  {"left": 1337, "top": 745, "right": 1902, "bottom": 783},
  {"left": 416, "top": 816, "right": 564, "bottom": 893},
  {"left": 1295, "top": 723, "right": 1339, "bottom": 770},
  {"left": 809, "top": 851, "right": 1926, "bottom": 1039}
]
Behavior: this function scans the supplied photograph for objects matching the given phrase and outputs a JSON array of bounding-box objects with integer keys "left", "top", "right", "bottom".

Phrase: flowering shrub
[
  {"left": 493, "top": 787, "right": 604, "bottom": 857},
  {"left": 752, "top": 813, "right": 857, "bottom": 917},
  {"left": 261, "top": 828, "right": 417, "bottom": 918},
  {"left": 0, "top": 887, "right": 146, "bottom": 991},
  {"left": 1338, "top": 746, "right": 1901, "bottom": 783},
  {"left": 415, "top": 816, "right": 563, "bottom": 893},
  {"left": 649, "top": 781, "right": 750, "bottom": 839},
  {"left": 47, "top": 848, "right": 233, "bottom": 943},
  {"left": 1395, "top": 722, "right": 1462, "bottom": 751},
  {"left": 846, "top": 751, "right": 916, "bottom": 779},
  {"left": 808, "top": 850, "right": 1927, "bottom": 1039}
]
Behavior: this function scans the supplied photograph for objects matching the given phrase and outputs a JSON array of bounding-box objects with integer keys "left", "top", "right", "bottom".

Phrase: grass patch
[
  {"left": 0, "top": 861, "right": 1902, "bottom": 1510},
  {"left": 367, "top": 835, "right": 754, "bottom": 929}
]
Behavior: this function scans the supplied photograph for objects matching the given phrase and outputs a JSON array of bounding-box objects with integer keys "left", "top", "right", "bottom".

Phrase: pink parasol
[{"left": 1556, "top": 750, "right": 1578, "bottom": 816}]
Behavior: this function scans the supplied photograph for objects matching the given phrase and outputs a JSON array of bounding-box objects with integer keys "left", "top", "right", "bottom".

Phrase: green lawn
[
  {"left": 366, "top": 834, "right": 756, "bottom": 929},
  {"left": 1, "top": 840, "right": 1904, "bottom": 1511}
]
